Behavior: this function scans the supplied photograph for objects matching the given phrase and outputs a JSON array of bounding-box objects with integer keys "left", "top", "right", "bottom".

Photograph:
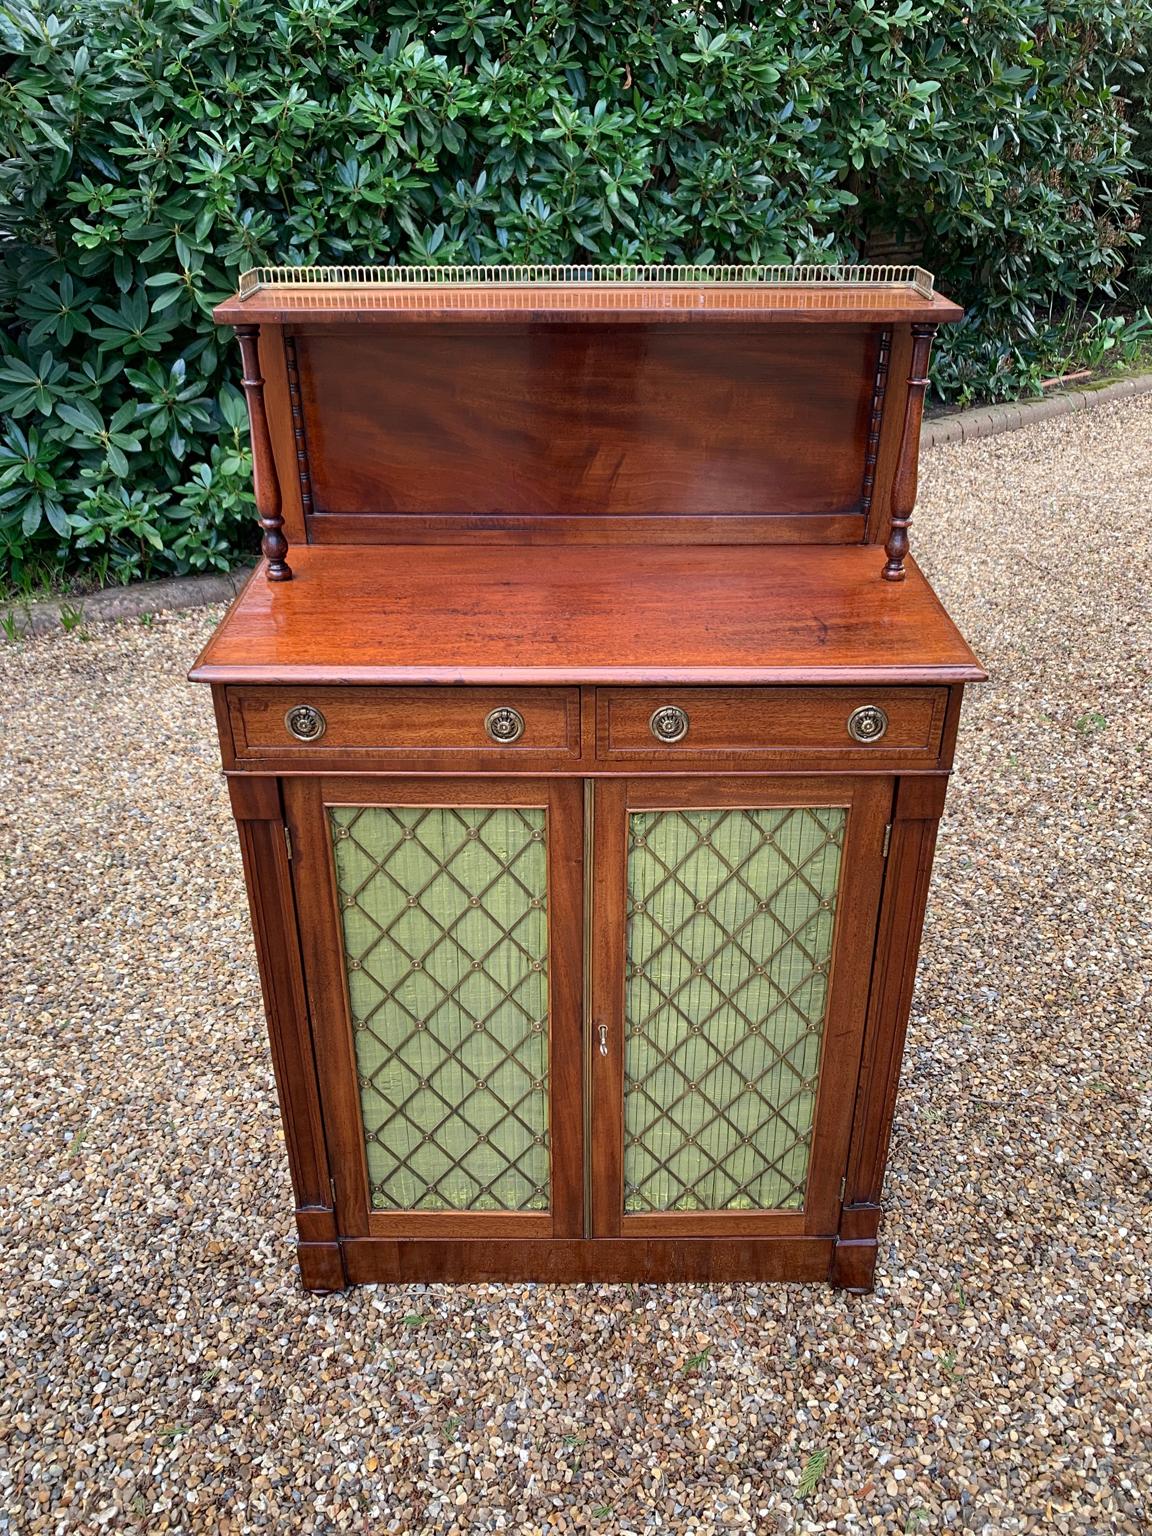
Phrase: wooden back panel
[
  {"left": 285, "top": 324, "right": 884, "bottom": 544},
  {"left": 303, "top": 325, "right": 876, "bottom": 515}
]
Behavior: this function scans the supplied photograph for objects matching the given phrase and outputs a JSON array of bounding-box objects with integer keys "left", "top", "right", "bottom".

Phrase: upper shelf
[{"left": 213, "top": 263, "right": 964, "bottom": 327}]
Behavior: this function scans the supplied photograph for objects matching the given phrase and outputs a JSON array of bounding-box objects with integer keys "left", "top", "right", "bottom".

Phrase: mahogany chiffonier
[{"left": 191, "top": 264, "right": 984, "bottom": 1292}]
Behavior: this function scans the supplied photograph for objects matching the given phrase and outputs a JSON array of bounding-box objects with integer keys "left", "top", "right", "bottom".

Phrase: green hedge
[{"left": 1, "top": 0, "right": 1149, "bottom": 591}]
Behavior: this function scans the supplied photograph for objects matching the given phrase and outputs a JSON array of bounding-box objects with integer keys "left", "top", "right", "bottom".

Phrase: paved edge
[
  {"left": 6, "top": 566, "right": 256, "bottom": 638},
  {"left": 921, "top": 369, "right": 1152, "bottom": 449},
  {"left": 6, "top": 370, "right": 1151, "bottom": 638}
]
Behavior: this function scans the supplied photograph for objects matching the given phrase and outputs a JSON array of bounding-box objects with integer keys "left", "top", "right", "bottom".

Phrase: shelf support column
[
  {"left": 883, "top": 322, "right": 938, "bottom": 582},
  {"left": 236, "top": 326, "right": 292, "bottom": 582}
]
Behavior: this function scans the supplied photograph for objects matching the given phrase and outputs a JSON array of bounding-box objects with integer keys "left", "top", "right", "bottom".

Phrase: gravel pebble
[{"left": 1, "top": 396, "right": 1150, "bottom": 1533}]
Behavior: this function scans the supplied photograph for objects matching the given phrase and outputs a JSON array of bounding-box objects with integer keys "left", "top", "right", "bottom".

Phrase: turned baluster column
[
  {"left": 236, "top": 325, "right": 292, "bottom": 582},
  {"left": 882, "top": 322, "right": 938, "bottom": 582}
]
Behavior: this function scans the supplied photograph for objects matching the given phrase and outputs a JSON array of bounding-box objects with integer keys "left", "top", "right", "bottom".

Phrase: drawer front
[
  {"left": 596, "top": 686, "right": 948, "bottom": 763},
  {"left": 228, "top": 686, "right": 581, "bottom": 763}
]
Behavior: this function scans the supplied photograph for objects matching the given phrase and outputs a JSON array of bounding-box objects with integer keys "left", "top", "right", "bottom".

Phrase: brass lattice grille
[
  {"left": 330, "top": 805, "right": 550, "bottom": 1212},
  {"left": 623, "top": 806, "right": 846, "bottom": 1213}
]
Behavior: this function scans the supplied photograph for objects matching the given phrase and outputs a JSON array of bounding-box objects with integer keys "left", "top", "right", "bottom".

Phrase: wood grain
[
  {"left": 596, "top": 686, "right": 948, "bottom": 761},
  {"left": 295, "top": 326, "right": 878, "bottom": 526},
  {"left": 228, "top": 684, "right": 581, "bottom": 762},
  {"left": 190, "top": 545, "right": 986, "bottom": 688},
  {"left": 339, "top": 1234, "right": 838, "bottom": 1285}
]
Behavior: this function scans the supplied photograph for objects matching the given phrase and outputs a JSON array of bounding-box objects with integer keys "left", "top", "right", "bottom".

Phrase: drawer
[
  {"left": 596, "top": 686, "right": 949, "bottom": 763},
  {"left": 227, "top": 686, "right": 581, "bottom": 763}
]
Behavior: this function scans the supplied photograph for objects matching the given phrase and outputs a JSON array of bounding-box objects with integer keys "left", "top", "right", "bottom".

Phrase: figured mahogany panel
[{"left": 293, "top": 324, "right": 880, "bottom": 529}]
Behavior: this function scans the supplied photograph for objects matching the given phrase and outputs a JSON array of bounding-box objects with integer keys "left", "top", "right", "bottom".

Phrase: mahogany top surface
[
  {"left": 211, "top": 285, "right": 958, "bottom": 330},
  {"left": 190, "top": 545, "right": 985, "bottom": 687}
]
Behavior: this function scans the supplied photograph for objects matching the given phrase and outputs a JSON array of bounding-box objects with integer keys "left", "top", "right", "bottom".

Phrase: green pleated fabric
[
  {"left": 330, "top": 804, "right": 550, "bottom": 1212},
  {"left": 623, "top": 805, "right": 845, "bottom": 1213}
]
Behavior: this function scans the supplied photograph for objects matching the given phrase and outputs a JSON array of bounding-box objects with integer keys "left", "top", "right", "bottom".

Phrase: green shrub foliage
[{"left": 1, "top": 0, "right": 1149, "bottom": 588}]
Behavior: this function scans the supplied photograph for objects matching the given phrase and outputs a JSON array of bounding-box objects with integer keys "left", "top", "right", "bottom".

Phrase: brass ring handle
[
  {"left": 649, "top": 704, "right": 689, "bottom": 743},
  {"left": 284, "top": 704, "right": 326, "bottom": 741},
  {"left": 485, "top": 706, "right": 525, "bottom": 744},
  {"left": 846, "top": 704, "right": 889, "bottom": 743},
  {"left": 597, "top": 1023, "right": 609, "bottom": 1057}
]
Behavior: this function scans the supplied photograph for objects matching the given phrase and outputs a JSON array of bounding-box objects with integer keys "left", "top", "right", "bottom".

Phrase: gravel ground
[{"left": 2, "top": 396, "right": 1150, "bottom": 1535}]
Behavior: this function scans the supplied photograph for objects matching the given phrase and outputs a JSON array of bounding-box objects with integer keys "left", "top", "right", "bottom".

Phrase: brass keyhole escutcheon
[
  {"left": 649, "top": 705, "right": 689, "bottom": 743},
  {"left": 284, "top": 704, "right": 326, "bottom": 741},
  {"left": 485, "top": 706, "right": 525, "bottom": 744},
  {"left": 846, "top": 704, "right": 889, "bottom": 743}
]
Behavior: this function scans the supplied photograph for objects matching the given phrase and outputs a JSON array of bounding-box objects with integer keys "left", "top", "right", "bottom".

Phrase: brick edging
[
  {"left": 7, "top": 566, "right": 256, "bottom": 638},
  {"left": 921, "top": 369, "right": 1152, "bottom": 449},
  {"left": 6, "top": 368, "right": 1150, "bottom": 638}
]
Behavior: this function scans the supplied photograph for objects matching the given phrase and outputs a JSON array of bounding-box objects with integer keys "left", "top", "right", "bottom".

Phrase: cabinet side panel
[
  {"left": 229, "top": 780, "right": 343, "bottom": 1286},
  {"left": 834, "top": 774, "right": 948, "bottom": 1290}
]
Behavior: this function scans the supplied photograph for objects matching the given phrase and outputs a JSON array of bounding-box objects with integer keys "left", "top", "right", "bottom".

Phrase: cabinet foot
[
  {"left": 829, "top": 1238, "right": 878, "bottom": 1294},
  {"left": 298, "top": 1240, "right": 348, "bottom": 1293}
]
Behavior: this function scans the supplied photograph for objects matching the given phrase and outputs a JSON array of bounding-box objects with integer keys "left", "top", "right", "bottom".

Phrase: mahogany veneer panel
[
  {"left": 297, "top": 326, "right": 876, "bottom": 522},
  {"left": 340, "top": 1236, "right": 836, "bottom": 1284},
  {"left": 190, "top": 546, "right": 986, "bottom": 688}
]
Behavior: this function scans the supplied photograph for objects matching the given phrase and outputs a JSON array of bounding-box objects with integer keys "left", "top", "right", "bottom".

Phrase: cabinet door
[
  {"left": 589, "top": 777, "right": 890, "bottom": 1237},
  {"left": 285, "top": 777, "right": 583, "bottom": 1240}
]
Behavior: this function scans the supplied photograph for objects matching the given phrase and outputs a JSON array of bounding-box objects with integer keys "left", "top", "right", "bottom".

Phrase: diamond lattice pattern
[
  {"left": 624, "top": 806, "right": 846, "bottom": 1213},
  {"left": 330, "top": 805, "right": 550, "bottom": 1212}
]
